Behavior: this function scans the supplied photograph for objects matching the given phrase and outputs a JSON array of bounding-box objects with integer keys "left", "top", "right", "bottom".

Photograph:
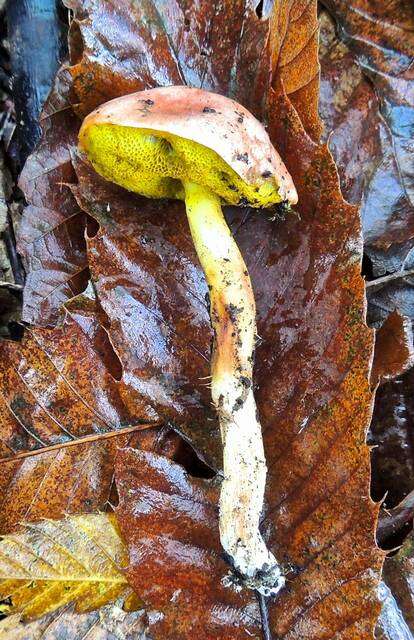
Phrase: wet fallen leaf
[
  {"left": 13, "top": 0, "right": 384, "bottom": 637},
  {"left": 66, "top": 0, "right": 270, "bottom": 120},
  {"left": 0, "top": 439, "right": 123, "bottom": 534},
  {"left": 371, "top": 311, "right": 414, "bottom": 386},
  {"left": 115, "top": 447, "right": 261, "bottom": 640},
  {"left": 0, "top": 603, "right": 149, "bottom": 640},
  {"left": 318, "top": 4, "right": 414, "bottom": 381},
  {"left": 319, "top": 6, "right": 414, "bottom": 565},
  {"left": 369, "top": 366, "right": 414, "bottom": 509},
  {"left": 0, "top": 287, "right": 183, "bottom": 535},
  {"left": 0, "top": 514, "right": 133, "bottom": 621},
  {"left": 376, "top": 581, "right": 413, "bottom": 640},
  {"left": 319, "top": 8, "right": 414, "bottom": 269},
  {"left": 270, "top": 0, "right": 321, "bottom": 140},
  {"left": 17, "top": 68, "right": 89, "bottom": 327},
  {"left": 324, "top": 0, "right": 414, "bottom": 211},
  {"left": 381, "top": 532, "right": 414, "bottom": 634},
  {"left": 318, "top": 10, "right": 381, "bottom": 205},
  {"left": 0, "top": 423, "right": 174, "bottom": 534},
  {"left": 0, "top": 294, "right": 157, "bottom": 459}
]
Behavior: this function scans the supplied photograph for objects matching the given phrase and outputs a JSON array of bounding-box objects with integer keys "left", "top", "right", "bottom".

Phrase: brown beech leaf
[
  {"left": 0, "top": 430, "right": 179, "bottom": 639},
  {"left": 382, "top": 533, "right": 414, "bottom": 633},
  {"left": 371, "top": 311, "right": 414, "bottom": 387},
  {"left": 323, "top": 0, "right": 414, "bottom": 209},
  {"left": 115, "top": 447, "right": 261, "bottom": 640},
  {"left": 0, "top": 431, "right": 178, "bottom": 636},
  {"left": 376, "top": 581, "right": 413, "bottom": 640},
  {"left": 270, "top": 0, "right": 321, "bottom": 141},
  {"left": 319, "top": 8, "right": 414, "bottom": 267},
  {"left": 318, "top": 11, "right": 382, "bottom": 207},
  {"left": 65, "top": 0, "right": 271, "bottom": 119},
  {"left": 369, "top": 365, "right": 414, "bottom": 510},
  {"left": 17, "top": 68, "right": 89, "bottom": 326},
  {"left": 0, "top": 290, "right": 179, "bottom": 533},
  {"left": 0, "top": 294, "right": 159, "bottom": 460},
  {"left": 0, "top": 424, "right": 174, "bottom": 534},
  {"left": 0, "top": 604, "right": 148, "bottom": 640},
  {"left": 16, "top": 0, "right": 382, "bottom": 636},
  {"left": 0, "top": 438, "right": 124, "bottom": 534}
]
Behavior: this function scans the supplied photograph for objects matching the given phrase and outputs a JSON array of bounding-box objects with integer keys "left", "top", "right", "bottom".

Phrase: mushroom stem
[{"left": 183, "top": 181, "right": 284, "bottom": 594}]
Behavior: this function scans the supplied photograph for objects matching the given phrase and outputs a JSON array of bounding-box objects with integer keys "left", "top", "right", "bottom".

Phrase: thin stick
[
  {"left": 377, "top": 488, "right": 414, "bottom": 546},
  {"left": 365, "top": 268, "right": 414, "bottom": 292},
  {"left": 0, "top": 422, "right": 161, "bottom": 463},
  {"left": 4, "top": 217, "right": 25, "bottom": 286},
  {"left": 0, "top": 280, "right": 23, "bottom": 290},
  {"left": 257, "top": 592, "right": 273, "bottom": 640}
]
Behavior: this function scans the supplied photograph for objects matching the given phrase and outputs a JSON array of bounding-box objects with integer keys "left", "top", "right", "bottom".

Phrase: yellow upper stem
[{"left": 183, "top": 181, "right": 256, "bottom": 386}]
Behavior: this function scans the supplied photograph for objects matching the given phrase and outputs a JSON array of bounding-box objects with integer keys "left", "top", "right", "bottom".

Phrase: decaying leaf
[
  {"left": 13, "top": 0, "right": 384, "bottom": 637},
  {"left": 318, "top": 3, "right": 414, "bottom": 372},
  {"left": 115, "top": 447, "right": 261, "bottom": 640},
  {"left": 65, "top": 0, "right": 271, "bottom": 119},
  {"left": 0, "top": 439, "right": 124, "bottom": 535},
  {"left": 324, "top": 0, "right": 414, "bottom": 212},
  {"left": 0, "top": 289, "right": 182, "bottom": 534},
  {"left": 0, "top": 513, "right": 134, "bottom": 621},
  {"left": 319, "top": 6, "right": 414, "bottom": 575},
  {"left": 319, "top": 8, "right": 414, "bottom": 265},
  {"left": 270, "top": 0, "right": 321, "bottom": 140},
  {"left": 376, "top": 582, "right": 413, "bottom": 640},
  {"left": 0, "top": 603, "right": 149, "bottom": 640},
  {"left": 371, "top": 311, "right": 414, "bottom": 387},
  {"left": 369, "top": 366, "right": 414, "bottom": 509},
  {"left": 380, "top": 531, "right": 414, "bottom": 635},
  {"left": 17, "top": 68, "right": 89, "bottom": 326},
  {"left": 0, "top": 423, "right": 175, "bottom": 534},
  {"left": 0, "top": 294, "right": 158, "bottom": 460},
  {"left": 318, "top": 10, "right": 381, "bottom": 204}
]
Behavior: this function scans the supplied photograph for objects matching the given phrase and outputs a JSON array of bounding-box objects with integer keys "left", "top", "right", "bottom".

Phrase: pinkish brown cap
[{"left": 79, "top": 86, "right": 297, "bottom": 206}]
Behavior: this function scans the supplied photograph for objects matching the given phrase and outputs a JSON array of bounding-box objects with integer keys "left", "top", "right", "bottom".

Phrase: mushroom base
[{"left": 184, "top": 180, "right": 284, "bottom": 595}]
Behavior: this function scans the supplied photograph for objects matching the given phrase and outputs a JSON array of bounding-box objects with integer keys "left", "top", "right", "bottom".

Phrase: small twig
[
  {"left": 0, "top": 280, "right": 23, "bottom": 291},
  {"left": 257, "top": 592, "right": 273, "bottom": 640},
  {"left": 3, "top": 216, "right": 25, "bottom": 286},
  {"left": 0, "top": 421, "right": 161, "bottom": 463},
  {"left": 365, "top": 268, "right": 414, "bottom": 293},
  {"left": 377, "top": 488, "right": 414, "bottom": 546}
]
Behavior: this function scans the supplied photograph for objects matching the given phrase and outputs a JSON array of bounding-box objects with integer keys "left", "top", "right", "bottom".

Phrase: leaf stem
[{"left": 0, "top": 421, "right": 160, "bottom": 463}]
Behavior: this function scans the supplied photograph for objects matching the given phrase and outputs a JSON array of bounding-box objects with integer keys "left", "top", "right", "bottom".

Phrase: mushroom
[{"left": 78, "top": 86, "right": 297, "bottom": 595}]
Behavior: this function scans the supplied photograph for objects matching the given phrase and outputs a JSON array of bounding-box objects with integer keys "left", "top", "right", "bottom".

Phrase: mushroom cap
[{"left": 79, "top": 86, "right": 297, "bottom": 207}]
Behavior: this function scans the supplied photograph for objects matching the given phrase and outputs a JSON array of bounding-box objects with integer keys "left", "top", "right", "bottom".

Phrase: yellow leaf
[{"left": 0, "top": 514, "right": 136, "bottom": 621}]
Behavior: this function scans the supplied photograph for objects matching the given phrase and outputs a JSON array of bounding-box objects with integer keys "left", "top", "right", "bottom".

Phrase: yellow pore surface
[{"left": 81, "top": 123, "right": 283, "bottom": 207}]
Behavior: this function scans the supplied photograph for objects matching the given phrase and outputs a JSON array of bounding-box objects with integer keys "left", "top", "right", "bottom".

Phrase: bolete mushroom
[{"left": 78, "top": 86, "right": 297, "bottom": 595}]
